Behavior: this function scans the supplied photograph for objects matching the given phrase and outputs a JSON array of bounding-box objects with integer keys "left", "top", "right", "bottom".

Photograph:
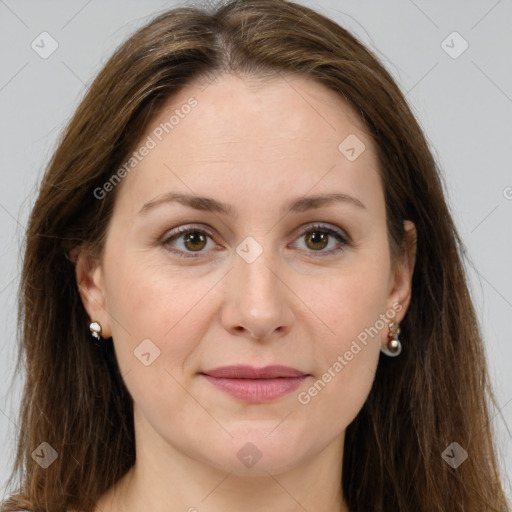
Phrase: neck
[{"left": 95, "top": 414, "right": 349, "bottom": 512}]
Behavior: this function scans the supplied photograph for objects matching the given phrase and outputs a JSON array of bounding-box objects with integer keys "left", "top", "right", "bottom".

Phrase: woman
[{"left": 1, "top": 0, "right": 509, "bottom": 510}]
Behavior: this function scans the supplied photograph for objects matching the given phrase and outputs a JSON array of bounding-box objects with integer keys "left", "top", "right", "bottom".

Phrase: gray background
[{"left": 1, "top": 0, "right": 511, "bottom": 502}]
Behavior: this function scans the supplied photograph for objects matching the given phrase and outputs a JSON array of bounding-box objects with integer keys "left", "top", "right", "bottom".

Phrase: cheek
[
  {"left": 102, "top": 258, "right": 206, "bottom": 426},
  {"left": 302, "top": 345, "right": 380, "bottom": 444},
  {"left": 295, "top": 250, "right": 390, "bottom": 423},
  {"left": 300, "top": 249, "right": 392, "bottom": 353},
  {"left": 297, "top": 292, "right": 384, "bottom": 440},
  {"left": 102, "top": 254, "right": 194, "bottom": 373},
  {"left": 104, "top": 249, "right": 214, "bottom": 336}
]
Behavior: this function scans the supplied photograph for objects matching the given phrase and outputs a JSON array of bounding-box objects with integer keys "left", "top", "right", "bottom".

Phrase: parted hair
[{"left": 2, "top": 1, "right": 509, "bottom": 510}]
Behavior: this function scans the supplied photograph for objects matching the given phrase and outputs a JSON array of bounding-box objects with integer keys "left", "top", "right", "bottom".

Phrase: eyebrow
[{"left": 139, "top": 191, "right": 366, "bottom": 216}]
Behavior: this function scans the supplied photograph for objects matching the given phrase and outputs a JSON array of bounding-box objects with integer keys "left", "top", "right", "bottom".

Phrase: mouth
[{"left": 199, "top": 365, "right": 310, "bottom": 403}]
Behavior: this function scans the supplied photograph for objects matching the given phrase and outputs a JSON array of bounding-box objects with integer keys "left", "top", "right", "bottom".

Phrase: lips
[
  {"left": 200, "top": 365, "right": 309, "bottom": 403},
  {"left": 202, "top": 365, "right": 307, "bottom": 379}
]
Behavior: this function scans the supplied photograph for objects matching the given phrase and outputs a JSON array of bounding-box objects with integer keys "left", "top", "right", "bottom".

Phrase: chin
[{"left": 197, "top": 430, "right": 310, "bottom": 477}]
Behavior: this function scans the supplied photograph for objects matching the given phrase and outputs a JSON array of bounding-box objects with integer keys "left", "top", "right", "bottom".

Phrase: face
[{"left": 77, "top": 73, "right": 415, "bottom": 476}]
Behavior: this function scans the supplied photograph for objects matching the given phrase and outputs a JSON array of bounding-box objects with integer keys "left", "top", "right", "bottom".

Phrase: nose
[{"left": 220, "top": 244, "right": 294, "bottom": 341}]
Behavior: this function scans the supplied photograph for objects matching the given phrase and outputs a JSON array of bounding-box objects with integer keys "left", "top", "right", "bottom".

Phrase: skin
[{"left": 76, "top": 73, "right": 416, "bottom": 512}]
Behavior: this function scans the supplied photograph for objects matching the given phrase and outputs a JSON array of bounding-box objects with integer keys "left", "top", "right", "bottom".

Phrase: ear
[
  {"left": 386, "top": 220, "right": 417, "bottom": 321},
  {"left": 70, "top": 246, "right": 112, "bottom": 338}
]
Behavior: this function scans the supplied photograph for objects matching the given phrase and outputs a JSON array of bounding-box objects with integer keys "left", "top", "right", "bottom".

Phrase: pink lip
[{"left": 200, "top": 365, "right": 309, "bottom": 403}]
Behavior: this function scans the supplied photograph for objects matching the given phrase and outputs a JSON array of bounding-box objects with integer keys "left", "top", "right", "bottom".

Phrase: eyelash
[{"left": 160, "top": 223, "right": 350, "bottom": 259}]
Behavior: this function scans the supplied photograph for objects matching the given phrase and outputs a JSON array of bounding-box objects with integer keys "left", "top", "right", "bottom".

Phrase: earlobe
[{"left": 72, "top": 246, "right": 112, "bottom": 338}]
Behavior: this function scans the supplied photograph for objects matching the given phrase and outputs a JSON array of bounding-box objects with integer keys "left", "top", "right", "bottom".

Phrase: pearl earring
[
  {"left": 381, "top": 321, "right": 402, "bottom": 357},
  {"left": 89, "top": 321, "right": 103, "bottom": 341}
]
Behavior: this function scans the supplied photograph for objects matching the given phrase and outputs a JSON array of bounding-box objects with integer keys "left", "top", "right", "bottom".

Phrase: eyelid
[
  {"left": 294, "top": 222, "right": 350, "bottom": 244},
  {"left": 164, "top": 223, "right": 215, "bottom": 239}
]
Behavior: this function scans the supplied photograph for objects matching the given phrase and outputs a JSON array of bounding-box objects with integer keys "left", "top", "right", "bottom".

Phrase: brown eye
[
  {"left": 292, "top": 224, "right": 349, "bottom": 257},
  {"left": 304, "top": 230, "right": 329, "bottom": 251},
  {"left": 161, "top": 226, "right": 216, "bottom": 258},
  {"left": 182, "top": 231, "right": 207, "bottom": 251}
]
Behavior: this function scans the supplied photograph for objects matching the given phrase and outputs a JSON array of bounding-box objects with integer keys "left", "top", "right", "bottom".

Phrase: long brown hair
[{"left": 2, "top": 1, "right": 509, "bottom": 510}]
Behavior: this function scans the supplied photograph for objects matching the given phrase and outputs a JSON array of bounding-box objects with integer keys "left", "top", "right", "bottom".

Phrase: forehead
[{"left": 113, "top": 73, "right": 383, "bottom": 217}]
